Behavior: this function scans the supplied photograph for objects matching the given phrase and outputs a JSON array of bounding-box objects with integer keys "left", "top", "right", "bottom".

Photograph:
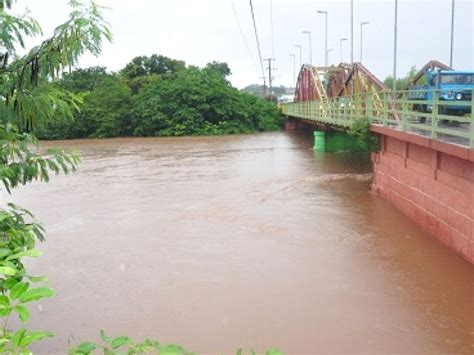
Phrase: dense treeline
[{"left": 35, "top": 55, "right": 282, "bottom": 139}]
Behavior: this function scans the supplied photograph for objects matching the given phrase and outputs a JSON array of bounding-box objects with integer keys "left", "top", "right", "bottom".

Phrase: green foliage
[
  {"left": 69, "top": 330, "right": 194, "bottom": 355},
  {"left": 383, "top": 65, "right": 426, "bottom": 90},
  {"left": 131, "top": 65, "right": 281, "bottom": 137},
  {"left": 0, "top": 127, "right": 80, "bottom": 192},
  {"left": 60, "top": 66, "right": 112, "bottom": 93},
  {"left": 120, "top": 54, "right": 185, "bottom": 80},
  {"left": 348, "top": 116, "right": 380, "bottom": 152},
  {"left": 69, "top": 332, "right": 285, "bottom": 355},
  {"left": 0, "top": 0, "right": 111, "bottom": 352},
  {"left": 36, "top": 57, "right": 283, "bottom": 139}
]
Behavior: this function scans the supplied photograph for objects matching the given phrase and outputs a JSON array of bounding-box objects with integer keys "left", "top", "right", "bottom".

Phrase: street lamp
[
  {"left": 393, "top": 0, "right": 398, "bottom": 94},
  {"left": 360, "top": 21, "right": 370, "bottom": 62},
  {"left": 302, "top": 30, "right": 312, "bottom": 65},
  {"left": 317, "top": 10, "right": 328, "bottom": 66},
  {"left": 350, "top": 0, "right": 354, "bottom": 63},
  {"left": 450, "top": 0, "right": 455, "bottom": 67},
  {"left": 294, "top": 44, "right": 302, "bottom": 68},
  {"left": 289, "top": 53, "right": 296, "bottom": 88},
  {"left": 327, "top": 49, "right": 334, "bottom": 65},
  {"left": 339, "top": 38, "right": 348, "bottom": 63}
]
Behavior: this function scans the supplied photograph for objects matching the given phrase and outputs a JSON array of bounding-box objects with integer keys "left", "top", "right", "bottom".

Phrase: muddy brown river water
[{"left": 6, "top": 132, "right": 473, "bottom": 354}]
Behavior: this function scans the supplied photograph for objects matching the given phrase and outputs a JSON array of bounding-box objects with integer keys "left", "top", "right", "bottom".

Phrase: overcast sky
[{"left": 18, "top": 0, "right": 474, "bottom": 88}]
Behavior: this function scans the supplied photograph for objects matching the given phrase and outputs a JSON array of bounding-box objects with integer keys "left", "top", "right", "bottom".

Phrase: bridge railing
[{"left": 282, "top": 88, "right": 474, "bottom": 148}]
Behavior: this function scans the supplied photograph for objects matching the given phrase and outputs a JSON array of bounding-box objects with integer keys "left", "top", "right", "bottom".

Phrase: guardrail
[{"left": 282, "top": 88, "right": 474, "bottom": 148}]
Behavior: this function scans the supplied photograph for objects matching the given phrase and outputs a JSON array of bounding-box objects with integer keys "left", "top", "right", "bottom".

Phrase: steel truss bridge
[{"left": 282, "top": 61, "right": 474, "bottom": 148}]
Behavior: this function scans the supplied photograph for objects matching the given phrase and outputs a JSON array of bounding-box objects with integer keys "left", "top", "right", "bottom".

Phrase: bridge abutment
[{"left": 371, "top": 126, "right": 474, "bottom": 263}]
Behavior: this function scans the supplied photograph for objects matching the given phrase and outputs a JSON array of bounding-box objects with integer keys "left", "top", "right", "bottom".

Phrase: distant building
[{"left": 278, "top": 94, "right": 294, "bottom": 103}]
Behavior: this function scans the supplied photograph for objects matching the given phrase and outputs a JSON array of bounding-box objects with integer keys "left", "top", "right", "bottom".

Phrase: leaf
[
  {"left": 19, "top": 331, "right": 54, "bottom": 347},
  {"left": 266, "top": 350, "right": 284, "bottom": 355},
  {"left": 74, "top": 341, "right": 97, "bottom": 354},
  {"left": 14, "top": 305, "right": 30, "bottom": 322},
  {"left": 26, "top": 275, "right": 49, "bottom": 283},
  {"left": 160, "top": 344, "right": 187, "bottom": 355},
  {"left": 12, "top": 328, "right": 26, "bottom": 348},
  {"left": 6, "top": 249, "right": 42, "bottom": 261},
  {"left": 0, "top": 295, "right": 11, "bottom": 308},
  {"left": 19, "top": 287, "right": 54, "bottom": 303},
  {"left": 111, "top": 335, "right": 130, "bottom": 349},
  {"left": 0, "top": 249, "right": 12, "bottom": 259},
  {"left": 10, "top": 281, "right": 29, "bottom": 300},
  {"left": 0, "top": 266, "right": 17, "bottom": 276}
]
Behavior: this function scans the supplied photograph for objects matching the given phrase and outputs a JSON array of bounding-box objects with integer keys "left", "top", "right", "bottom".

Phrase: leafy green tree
[
  {"left": 131, "top": 64, "right": 281, "bottom": 136},
  {"left": 383, "top": 66, "right": 427, "bottom": 90},
  {"left": 81, "top": 77, "right": 133, "bottom": 138},
  {"left": 59, "top": 66, "right": 112, "bottom": 92},
  {"left": 204, "top": 61, "right": 231, "bottom": 77},
  {"left": 120, "top": 54, "right": 185, "bottom": 79},
  {"left": 0, "top": 0, "right": 111, "bottom": 352}
]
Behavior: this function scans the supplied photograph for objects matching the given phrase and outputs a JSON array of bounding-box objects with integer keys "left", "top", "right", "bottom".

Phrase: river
[{"left": 7, "top": 132, "right": 473, "bottom": 354}]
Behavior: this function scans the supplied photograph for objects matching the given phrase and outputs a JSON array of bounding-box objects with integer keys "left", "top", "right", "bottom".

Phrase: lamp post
[
  {"left": 289, "top": 53, "right": 296, "bottom": 88},
  {"left": 317, "top": 10, "right": 328, "bottom": 66},
  {"left": 360, "top": 21, "right": 370, "bottom": 62},
  {"left": 294, "top": 44, "right": 302, "bottom": 68},
  {"left": 350, "top": 0, "right": 353, "bottom": 63},
  {"left": 327, "top": 49, "right": 334, "bottom": 66},
  {"left": 339, "top": 38, "right": 348, "bottom": 63},
  {"left": 393, "top": 0, "right": 398, "bottom": 94},
  {"left": 302, "top": 30, "right": 312, "bottom": 65},
  {"left": 450, "top": 0, "right": 455, "bottom": 67}
]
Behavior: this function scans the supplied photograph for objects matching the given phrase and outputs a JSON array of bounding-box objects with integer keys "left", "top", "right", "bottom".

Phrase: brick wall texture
[{"left": 371, "top": 134, "right": 473, "bottom": 264}]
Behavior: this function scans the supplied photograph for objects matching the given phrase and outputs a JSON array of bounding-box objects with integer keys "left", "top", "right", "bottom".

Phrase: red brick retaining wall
[{"left": 370, "top": 126, "right": 473, "bottom": 264}]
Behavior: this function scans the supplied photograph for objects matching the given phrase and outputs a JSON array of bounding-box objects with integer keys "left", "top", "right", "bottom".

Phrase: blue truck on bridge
[{"left": 408, "top": 69, "right": 474, "bottom": 121}]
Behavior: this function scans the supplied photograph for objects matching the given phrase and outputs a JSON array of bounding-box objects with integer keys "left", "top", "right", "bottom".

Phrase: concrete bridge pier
[{"left": 285, "top": 117, "right": 368, "bottom": 153}]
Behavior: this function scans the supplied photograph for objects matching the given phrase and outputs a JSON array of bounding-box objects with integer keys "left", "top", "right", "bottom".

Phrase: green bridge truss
[{"left": 282, "top": 89, "right": 474, "bottom": 148}]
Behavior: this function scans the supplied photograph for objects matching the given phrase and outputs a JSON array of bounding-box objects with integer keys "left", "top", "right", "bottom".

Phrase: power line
[
  {"left": 249, "top": 0, "right": 266, "bottom": 93},
  {"left": 231, "top": 2, "right": 259, "bottom": 74}
]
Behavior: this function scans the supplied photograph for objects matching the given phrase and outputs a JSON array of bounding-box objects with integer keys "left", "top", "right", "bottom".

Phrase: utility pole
[
  {"left": 450, "top": 0, "right": 455, "bottom": 67},
  {"left": 260, "top": 77, "right": 268, "bottom": 96},
  {"left": 265, "top": 58, "right": 276, "bottom": 97}
]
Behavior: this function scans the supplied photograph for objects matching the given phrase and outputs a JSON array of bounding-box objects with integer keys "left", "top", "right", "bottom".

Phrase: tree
[
  {"left": 204, "top": 61, "right": 231, "bottom": 77},
  {"left": 383, "top": 66, "right": 426, "bottom": 90},
  {"left": 131, "top": 63, "right": 282, "bottom": 137},
  {"left": 120, "top": 54, "right": 185, "bottom": 79},
  {"left": 0, "top": 0, "right": 111, "bottom": 352},
  {"left": 59, "top": 66, "right": 112, "bottom": 92}
]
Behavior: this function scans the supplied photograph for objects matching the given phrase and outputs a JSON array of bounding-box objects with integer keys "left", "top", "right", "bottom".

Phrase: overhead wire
[
  {"left": 231, "top": 1, "right": 259, "bottom": 75},
  {"left": 249, "top": 0, "right": 266, "bottom": 87}
]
